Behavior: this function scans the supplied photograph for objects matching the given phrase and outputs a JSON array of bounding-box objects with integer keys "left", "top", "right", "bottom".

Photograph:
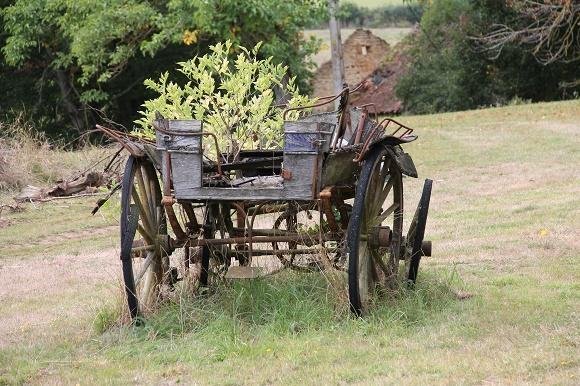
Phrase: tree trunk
[{"left": 54, "top": 69, "right": 85, "bottom": 132}]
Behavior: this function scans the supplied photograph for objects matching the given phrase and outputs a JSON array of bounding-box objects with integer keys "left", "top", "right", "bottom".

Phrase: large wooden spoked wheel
[
  {"left": 348, "top": 147, "right": 403, "bottom": 316},
  {"left": 272, "top": 203, "right": 345, "bottom": 272},
  {"left": 120, "top": 156, "right": 171, "bottom": 319}
]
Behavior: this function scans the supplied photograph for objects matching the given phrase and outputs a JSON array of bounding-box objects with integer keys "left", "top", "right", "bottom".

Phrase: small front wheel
[{"left": 404, "top": 179, "right": 433, "bottom": 284}]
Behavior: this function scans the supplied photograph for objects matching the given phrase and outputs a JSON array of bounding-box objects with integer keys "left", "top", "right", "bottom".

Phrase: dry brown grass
[{"left": 0, "top": 116, "right": 111, "bottom": 192}]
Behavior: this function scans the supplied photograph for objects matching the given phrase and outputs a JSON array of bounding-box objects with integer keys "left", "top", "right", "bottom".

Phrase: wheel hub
[{"left": 368, "top": 226, "right": 392, "bottom": 249}]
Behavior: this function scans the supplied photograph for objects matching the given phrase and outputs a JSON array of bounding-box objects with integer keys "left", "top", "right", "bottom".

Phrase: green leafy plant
[{"left": 135, "top": 40, "right": 313, "bottom": 158}]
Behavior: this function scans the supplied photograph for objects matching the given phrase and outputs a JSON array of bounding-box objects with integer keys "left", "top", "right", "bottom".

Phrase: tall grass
[
  {"left": 96, "top": 267, "right": 463, "bottom": 360},
  {"left": 0, "top": 115, "right": 111, "bottom": 192}
]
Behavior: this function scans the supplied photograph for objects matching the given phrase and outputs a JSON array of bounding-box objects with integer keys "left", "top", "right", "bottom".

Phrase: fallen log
[{"left": 14, "top": 171, "right": 118, "bottom": 203}]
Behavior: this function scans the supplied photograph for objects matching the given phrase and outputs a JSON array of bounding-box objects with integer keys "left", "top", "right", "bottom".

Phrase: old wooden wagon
[{"left": 98, "top": 86, "right": 432, "bottom": 318}]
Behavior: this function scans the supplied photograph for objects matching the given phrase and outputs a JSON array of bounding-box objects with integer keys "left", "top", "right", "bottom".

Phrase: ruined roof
[
  {"left": 311, "top": 29, "right": 412, "bottom": 115},
  {"left": 349, "top": 45, "right": 410, "bottom": 115}
]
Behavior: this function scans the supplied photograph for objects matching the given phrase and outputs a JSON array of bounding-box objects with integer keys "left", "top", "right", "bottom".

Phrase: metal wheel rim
[{"left": 121, "top": 157, "right": 168, "bottom": 317}]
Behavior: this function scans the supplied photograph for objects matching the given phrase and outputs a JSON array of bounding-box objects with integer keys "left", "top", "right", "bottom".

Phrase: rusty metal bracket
[{"left": 319, "top": 186, "right": 340, "bottom": 233}]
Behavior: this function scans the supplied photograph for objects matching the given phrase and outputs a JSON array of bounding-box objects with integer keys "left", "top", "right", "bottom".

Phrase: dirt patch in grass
[
  {"left": 36, "top": 225, "right": 118, "bottom": 246},
  {"left": 0, "top": 249, "right": 119, "bottom": 348}
]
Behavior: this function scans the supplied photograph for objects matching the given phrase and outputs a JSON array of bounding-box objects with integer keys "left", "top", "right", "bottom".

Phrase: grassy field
[{"left": 1, "top": 100, "right": 579, "bottom": 384}]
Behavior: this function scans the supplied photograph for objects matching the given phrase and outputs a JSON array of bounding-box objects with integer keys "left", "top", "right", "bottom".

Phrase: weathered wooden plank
[
  {"left": 155, "top": 119, "right": 202, "bottom": 152},
  {"left": 167, "top": 120, "right": 202, "bottom": 132},
  {"left": 284, "top": 121, "right": 320, "bottom": 133},
  {"left": 154, "top": 119, "right": 203, "bottom": 190},
  {"left": 284, "top": 132, "right": 319, "bottom": 153},
  {"left": 171, "top": 152, "right": 203, "bottom": 192},
  {"left": 299, "top": 111, "right": 338, "bottom": 126},
  {"left": 283, "top": 153, "right": 321, "bottom": 200},
  {"left": 174, "top": 186, "right": 284, "bottom": 201}
]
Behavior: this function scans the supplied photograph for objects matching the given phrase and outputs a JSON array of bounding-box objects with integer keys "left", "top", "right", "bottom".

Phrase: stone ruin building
[{"left": 311, "top": 28, "right": 408, "bottom": 115}]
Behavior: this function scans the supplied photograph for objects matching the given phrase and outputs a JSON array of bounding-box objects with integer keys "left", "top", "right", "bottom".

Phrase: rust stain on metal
[{"left": 281, "top": 168, "right": 293, "bottom": 181}]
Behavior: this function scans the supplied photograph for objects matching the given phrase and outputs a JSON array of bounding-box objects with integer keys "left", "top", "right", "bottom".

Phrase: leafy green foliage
[
  {"left": 136, "top": 41, "right": 312, "bottom": 155},
  {"left": 337, "top": 1, "right": 423, "bottom": 28},
  {"left": 0, "top": 0, "right": 325, "bottom": 136},
  {"left": 396, "top": 0, "right": 487, "bottom": 114},
  {"left": 2, "top": 0, "right": 159, "bottom": 102}
]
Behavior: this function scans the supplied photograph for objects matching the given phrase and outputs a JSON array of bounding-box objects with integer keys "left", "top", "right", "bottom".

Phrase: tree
[
  {"left": 396, "top": 0, "right": 579, "bottom": 114},
  {"left": 475, "top": 0, "right": 580, "bottom": 66},
  {"left": 475, "top": 0, "right": 580, "bottom": 89},
  {"left": 1, "top": 0, "right": 325, "bottom": 135}
]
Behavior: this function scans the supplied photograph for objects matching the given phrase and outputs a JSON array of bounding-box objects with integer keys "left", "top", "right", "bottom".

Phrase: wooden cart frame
[{"left": 98, "top": 86, "right": 433, "bottom": 318}]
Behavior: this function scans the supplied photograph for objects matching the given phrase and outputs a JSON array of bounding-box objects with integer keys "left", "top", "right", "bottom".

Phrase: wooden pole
[{"left": 328, "top": 0, "right": 345, "bottom": 110}]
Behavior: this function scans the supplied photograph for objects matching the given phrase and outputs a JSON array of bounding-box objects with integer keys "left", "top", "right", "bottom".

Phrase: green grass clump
[{"left": 98, "top": 267, "right": 462, "bottom": 349}]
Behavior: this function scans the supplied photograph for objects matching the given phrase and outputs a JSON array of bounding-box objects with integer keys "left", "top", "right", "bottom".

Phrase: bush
[
  {"left": 337, "top": 2, "right": 423, "bottom": 28},
  {"left": 136, "top": 41, "right": 312, "bottom": 158}
]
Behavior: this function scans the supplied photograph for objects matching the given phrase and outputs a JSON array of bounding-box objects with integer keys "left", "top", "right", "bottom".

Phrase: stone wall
[{"left": 312, "top": 29, "right": 391, "bottom": 101}]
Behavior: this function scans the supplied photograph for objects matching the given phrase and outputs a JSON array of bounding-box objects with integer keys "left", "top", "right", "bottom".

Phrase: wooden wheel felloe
[
  {"left": 120, "top": 156, "right": 173, "bottom": 319},
  {"left": 348, "top": 146, "right": 403, "bottom": 316}
]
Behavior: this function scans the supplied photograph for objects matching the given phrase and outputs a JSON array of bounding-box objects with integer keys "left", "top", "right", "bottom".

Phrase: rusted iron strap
[
  {"left": 190, "top": 233, "right": 341, "bottom": 247},
  {"left": 353, "top": 108, "right": 368, "bottom": 146}
]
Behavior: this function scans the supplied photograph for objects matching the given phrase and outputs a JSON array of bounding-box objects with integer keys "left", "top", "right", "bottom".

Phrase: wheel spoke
[
  {"left": 135, "top": 166, "right": 151, "bottom": 212},
  {"left": 370, "top": 249, "right": 390, "bottom": 276},
  {"left": 371, "top": 202, "right": 398, "bottom": 227},
  {"left": 132, "top": 188, "right": 156, "bottom": 237},
  {"left": 136, "top": 168, "right": 157, "bottom": 226},
  {"left": 135, "top": 251, "right": 155, "bottom": 285},
  {"left": 140, "top": 269, "right": 155, "bottom": 307},
  {"left": 374, "top": 159, "right": 390, "bottom": 200},
  {"left": 137, "top": 224, "right": 155, "bottom": 245},
  {"left": 135, "top": 167, "right": 157, "bottom": 232},
  {"left": 373, "top": 178, "right": 394, "bottom": 217},
  {"left": 358, "top": 240, "right": 370, "bottom": 306}
]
